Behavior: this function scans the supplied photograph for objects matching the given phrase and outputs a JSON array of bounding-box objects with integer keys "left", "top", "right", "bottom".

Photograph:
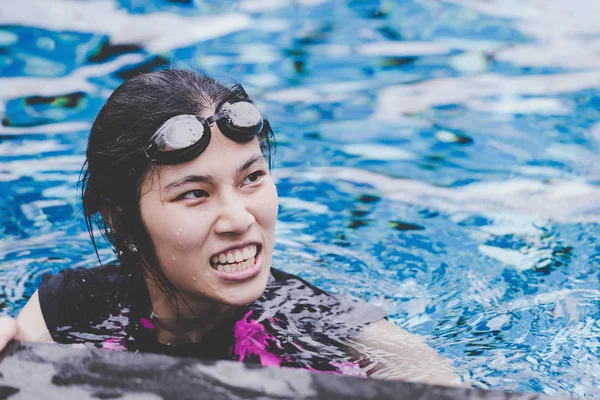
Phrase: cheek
[
  {"left": 141, "top": 202, "right": 212, "bottom": 254},
  {"left": 255, "top": 182, "right": 279, "bottom": 232}
]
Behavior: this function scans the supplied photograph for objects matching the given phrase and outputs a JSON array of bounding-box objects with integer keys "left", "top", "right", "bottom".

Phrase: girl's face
[{"left": 139, "top": 124, "right": 278, "bottom": 306}]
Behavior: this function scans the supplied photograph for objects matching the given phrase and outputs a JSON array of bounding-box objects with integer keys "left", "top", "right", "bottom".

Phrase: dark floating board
[{"left": 0, "top": 341, "right": 566, "bottom": 400}]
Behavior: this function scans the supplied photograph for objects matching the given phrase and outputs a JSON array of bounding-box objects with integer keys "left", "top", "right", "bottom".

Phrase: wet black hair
[{"left": 80, "top": 69, "right": 275, "bottom": 308}]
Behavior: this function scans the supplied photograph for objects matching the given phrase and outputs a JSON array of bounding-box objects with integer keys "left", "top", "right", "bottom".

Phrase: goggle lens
[
  {"left": 222, "top": 101, "right": 262, "bottom": 128},
  {"left": 154, "top": 115, "right": 206, "bottom": 151},
  {"left": 144, "top": 101, "right": 265, "bottom": 164}
]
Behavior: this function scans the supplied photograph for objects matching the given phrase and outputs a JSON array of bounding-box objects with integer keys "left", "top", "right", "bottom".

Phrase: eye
[
  {"left": 179, "top": 189, "right": 209, "bottom": 200},
  {"left": 243, "top": 170, "right": 265, "bottom": 185}
]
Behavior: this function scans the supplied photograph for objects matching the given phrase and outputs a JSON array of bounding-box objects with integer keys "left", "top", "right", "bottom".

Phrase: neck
[{"left": 144, "top": 276, "right": 237, "bottom": 345}]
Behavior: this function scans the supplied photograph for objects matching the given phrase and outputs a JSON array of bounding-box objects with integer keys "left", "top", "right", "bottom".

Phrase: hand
[{"left": 0, "top": 316, "right": 18, "bottom": 351}]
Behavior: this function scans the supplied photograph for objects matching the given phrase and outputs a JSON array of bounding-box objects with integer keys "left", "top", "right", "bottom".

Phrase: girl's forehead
[{"left": 143, "top": 137, "right": 264, "bottom": 191}]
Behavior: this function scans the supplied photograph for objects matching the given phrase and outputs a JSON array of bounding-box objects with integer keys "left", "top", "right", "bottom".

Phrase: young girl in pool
[{"left": 0, "top": 70, "right": 463, "bottom": 385}]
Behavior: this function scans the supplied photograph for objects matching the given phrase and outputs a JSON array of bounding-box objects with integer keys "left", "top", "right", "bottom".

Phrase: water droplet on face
[
  {"left": 205, "top": 271, "right": 211, "bottom": 278},
  {"left": 172, "top": 255, "right": 177, "bottom": 261},
  {"left": 191, "top": 276, "right": 197, "bottom": 281}
]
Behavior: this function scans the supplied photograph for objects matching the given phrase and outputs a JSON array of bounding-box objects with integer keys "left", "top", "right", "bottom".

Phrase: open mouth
[{"left": 210, "top": 244, "right": 262, "bottom": 273}]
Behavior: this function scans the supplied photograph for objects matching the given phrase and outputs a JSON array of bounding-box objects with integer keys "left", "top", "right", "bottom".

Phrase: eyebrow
[
  {"left": 238, "top": 154, "right": 265, "bottom": 175},
  {"left": 163, "top": 173, "right": 215, "bottom": 192},
  {"left": 162, "top": 154, "right": 266, "bottom": 192}
]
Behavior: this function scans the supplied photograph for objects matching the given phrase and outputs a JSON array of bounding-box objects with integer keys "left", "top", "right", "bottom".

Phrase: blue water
[{"left": 1, "top": 0, "right": 599, "bottom": 396}]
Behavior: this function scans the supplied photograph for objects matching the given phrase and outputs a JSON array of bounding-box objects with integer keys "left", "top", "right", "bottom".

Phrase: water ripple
[{"left": 1, "top": 0, "right": 599, "bottom": 396}]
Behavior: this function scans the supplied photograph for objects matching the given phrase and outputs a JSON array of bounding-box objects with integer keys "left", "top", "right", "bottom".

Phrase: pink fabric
[
  {"left": 100, "top": 311, "right": 129, "bottom": 351},
  {"left": 231, "top": 310, "right": 282, "bottom": 367},
  {"left": 140, "top": 317, "right": 156, "bottom": 329},
  {"left": 100, "top": 337, "right": 127, "bottom": 351}
]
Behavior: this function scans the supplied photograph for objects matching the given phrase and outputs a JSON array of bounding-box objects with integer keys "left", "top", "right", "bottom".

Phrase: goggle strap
[
  {"left": 206, "top": 111, "right": 228, "bottom": 126},
  {"left": 144, "top": 142, "right": 159, "bottom": 162},
  {"left": 150, "top": 126, "right": 212, "bottom": 165}
]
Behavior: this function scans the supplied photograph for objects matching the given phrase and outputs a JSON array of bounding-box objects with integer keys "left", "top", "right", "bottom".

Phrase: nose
[{"left": 214, "top": 190, "right": 255, "bottom": 236}]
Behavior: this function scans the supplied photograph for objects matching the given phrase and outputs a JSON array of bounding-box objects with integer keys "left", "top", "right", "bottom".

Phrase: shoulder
[
  {"left": 39, "top": 263, "right": 128, "bottom": 310},
  {"left": 41, "top": 263, "right": 126, "bottom": 288},
  {"left": 264, "top": 268, "right": 335, "bottom": 308},
  {"left": 263, "top": 268, "right": 387, "bottom": 329},
  {"left": 267, "top": 268, "right": 383, "bottom": 314},
  {"left": 38, "top": 263, "right": 130, "bottom": 336},
  {"left": 268, "top": 268, "right": 330, "bottom": 296},
  {"left": 245, "top": 268, "right": 387, "bottom": 370}
]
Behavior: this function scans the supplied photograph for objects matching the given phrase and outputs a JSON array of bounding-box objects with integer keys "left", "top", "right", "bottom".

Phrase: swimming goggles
[{"left": 144, "top": 100, "right": 264, "bottom": 165}]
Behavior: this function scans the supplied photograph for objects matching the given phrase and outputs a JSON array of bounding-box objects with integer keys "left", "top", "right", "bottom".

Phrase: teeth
[
  {"left": 234, "top": 250, "right": 243, "bottom": 262},
  {"left": 212, "top": 245, "right": 259, "bottom": 270},
  {"left": 216, "top": 258, "right": 256, "bottom": 273}
]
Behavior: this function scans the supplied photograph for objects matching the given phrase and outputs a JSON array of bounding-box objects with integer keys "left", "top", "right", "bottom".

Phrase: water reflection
[{"left": 0, "top": 0, "right": 599, "bottom": 396}]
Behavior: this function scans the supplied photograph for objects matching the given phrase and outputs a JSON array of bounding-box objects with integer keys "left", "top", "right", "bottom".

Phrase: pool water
[{"left": 1, "top": 0, "right": 599, "bottom": 396}]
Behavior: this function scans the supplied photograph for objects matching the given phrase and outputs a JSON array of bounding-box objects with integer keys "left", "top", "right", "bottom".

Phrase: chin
[
  {"left": 218, "top": 269, "right": 270, "bottom": 306},
  {"left": 219, "top": 287, "right": 265, "bottom": 306}
]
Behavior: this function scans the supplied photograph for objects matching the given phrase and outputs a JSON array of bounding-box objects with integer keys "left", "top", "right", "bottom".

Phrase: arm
[
  {"left": 349, "top": 320, "right": 467, "bottom": 387},
  {"left": 0, "top": 290, "right": 53, "bottom": 351},
  {"left": 16, "top": 290, "right": 53, "bottom": 342}
]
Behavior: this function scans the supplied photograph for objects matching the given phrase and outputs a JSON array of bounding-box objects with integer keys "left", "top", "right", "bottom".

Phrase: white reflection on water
[
  {"left": 374, "top": 71, "right": 600, "bottom": 116},
  {"left": 0, "top": 54, "right": 145, "bottom": 102},
  {"left": 0, "top": 0, "right": 599, "bottom": 395},
  {"left": 275, "top": 167, "right": 600, "bottom": 225},
  {"left": 1, "top": 0, "right": 251, "bottom": 52},
  {"left": 446, "top": 0, "right": 600, "bottom": 69}
]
